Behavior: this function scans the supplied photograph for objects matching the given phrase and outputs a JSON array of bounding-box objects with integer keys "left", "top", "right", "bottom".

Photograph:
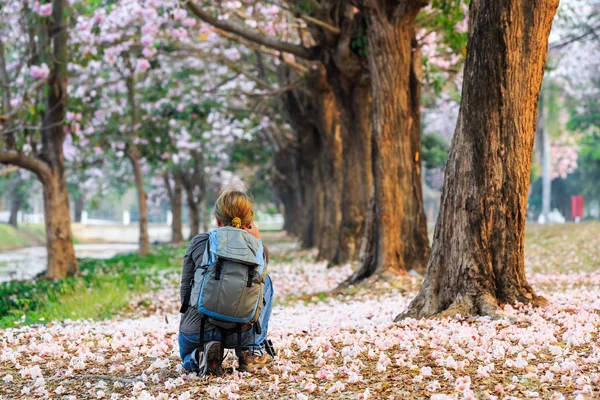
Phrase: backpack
[{"left": 184, "top": 227, "right": 267, "bottom": 359}]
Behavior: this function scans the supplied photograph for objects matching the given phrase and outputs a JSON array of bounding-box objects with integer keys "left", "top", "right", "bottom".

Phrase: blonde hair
[{"left": 214, "top": 189, "right": 254, "bottom": 229}]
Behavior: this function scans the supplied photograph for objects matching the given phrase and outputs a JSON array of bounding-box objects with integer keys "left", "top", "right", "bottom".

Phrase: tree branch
[
  {"left": 185, "top": 1, "right": 315, "bottom": 60},
  {"left": 0, "top": 151, "right": 51, "bottom": 182},
  {"left": 215, "top": 30, "right": 311, "bottom": 74}
]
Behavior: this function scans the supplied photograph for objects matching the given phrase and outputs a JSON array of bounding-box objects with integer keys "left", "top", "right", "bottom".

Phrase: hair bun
[{"left": 231, "top": 217, "right": 242, "bottom": 229}]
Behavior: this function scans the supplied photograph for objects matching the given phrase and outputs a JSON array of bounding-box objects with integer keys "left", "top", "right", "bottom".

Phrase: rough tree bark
[
  {"left": 39, "top": 0, "right": 78, "bottom": 278},
  {"left": 398, "top": 0, "right": 558, "bottom": 320},
  {"left": 308, "top": 4, "right": 373, "bottom": 265},
  {"left": 125, "top": 68, "right": 149, "bottom": 256},
  {"left": 164, "top": 169, "right": 184, "bottom": 244},
  {"left": 0, "top": 0, "right": 78, "bottom": 279},
  {"left": 331, "top": 80, "right": 372, "bottom": 264},
  {"left": 312, "top": 69, "right": 343, "bottom": 262},
  {"left": 347, "top": 2, "right": 430, "bottom": 283}
]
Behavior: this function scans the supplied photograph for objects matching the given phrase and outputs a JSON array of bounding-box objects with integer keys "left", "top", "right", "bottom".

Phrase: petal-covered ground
[{"left": 1, "top": 227, "right": 600, "bottom": 400}]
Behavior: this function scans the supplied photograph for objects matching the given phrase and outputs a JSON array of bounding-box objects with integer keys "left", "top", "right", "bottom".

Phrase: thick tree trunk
[
  {"left": 312, "top": 74, "right": 343, "bottom": 262},
  {"left": 74, "top": 194, "right": 85, "bottom": 223},
  {"left": 42, "top": 175, "right": 78, "bottom": 279},
  {"left": 128, "top": 151, "right": 150, "bottom": 256},
  {"left": 348, "top": 6, "right": 430, "bottom": 283},
  {"left": 331, "top": 82, "right": 372, "bottom": 265},
  {"left": 398, "top": 0, "right": 558, "bottom": 320},
  {"left": 170, "top": 171, "right": 184, "bottom": 244},
  {"left": 41, "top": 0, "right": 78, "bottom": 279}
]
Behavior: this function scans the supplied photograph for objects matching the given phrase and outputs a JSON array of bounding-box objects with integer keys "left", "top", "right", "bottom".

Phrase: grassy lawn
[
  {"left": 0, "top": 223, "right": 46, "bottom": 251},
  {"left": 525, "top": 221, "right": 600, "bottom": 274},
  {"left": 0, "top": 245, "right": 185, "bottom": 328}
]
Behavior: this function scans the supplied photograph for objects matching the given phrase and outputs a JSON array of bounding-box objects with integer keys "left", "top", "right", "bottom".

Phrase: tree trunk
[
  {"left": 124, "top": 61, "right": 149, "bottom": 256},
  {"left": 41, "top": 0, "right": 78, "bottom": 279},
  {"left": 539, "top": 92, "right": 551, "bottom": 223},
  {"left": 42, "top": 174, "right": 78, "bottom": 279},
  {"left": 349, "top": 5, "right": 430, "bottom": 283},
  {"left": 311, "top": 72, "right": 343, "bottom": 262},
  {"left": 74, "top": 194, "right": 85, "bottom": 223},
  {"left": 186, "top": 185, "right": 201, "bottom": 238},
  {"left": 398, "top": 0, "right": 558, "bottom": 320},
  {"left": 272, "top": 145, "right": 305, "bottom": 237},
  {"left": 171, "top": 170, "right": 184, "bottom": 244},
  {"left": 128, "top": 150, "right": 150, "bottom": 256},
  {"left": 8, "top": 178, "right": 23, "bottom": 227},
  {"left": 331, "top": 82, "right": 373, "bottom": 265}
]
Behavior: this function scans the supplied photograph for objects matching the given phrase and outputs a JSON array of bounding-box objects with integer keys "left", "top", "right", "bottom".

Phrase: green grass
[
  {"left": 0, "top": 245, "right": 186, "bottom": 328},
  {"left": 524, "top": 221, "right": 600, "bottom": 274},
  {"left": 0, "top": 223, "right": 46, "bottom": 251}
]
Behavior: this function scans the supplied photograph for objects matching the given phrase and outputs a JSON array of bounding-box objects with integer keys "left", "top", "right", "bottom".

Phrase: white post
[
  {"left": 123, "top": 210, "right": 131, "bottom": 226},
  {"left": 166, "top": 210, "right": 173, "bottom": 226},
  {"left": 81, "top": 210, "right": 88, "bottom": 224}
]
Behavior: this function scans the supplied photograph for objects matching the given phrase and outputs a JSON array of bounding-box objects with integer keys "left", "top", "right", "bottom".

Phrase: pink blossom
[
  {"left": 141, "top": 35, "right": 154, "bottom": 47},
  {"left": 455, "top": 19, "right": 468, "bottom": 33},
  {"left": 137, "top": 59, "right": 151, "bottom": 72},
  {"left": 182, "top": 18, "right": 196, "bottom": 27},
  {"left": 30, "top": 63, "right": 50, "bottom": 80},
  {"left": 37, "top": 3, "right": 52, "bottom": 17},
  {"left": 142, "top": 47, "right": 157, "bottom": 58}
]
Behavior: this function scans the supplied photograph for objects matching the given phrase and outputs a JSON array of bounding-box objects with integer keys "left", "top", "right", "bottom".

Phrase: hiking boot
[
  {"left": 239, "top": 348, "right": 273, "bottom": 373},
  {"left": 197, "top": 341, "right": 222, "bottom": 376}
]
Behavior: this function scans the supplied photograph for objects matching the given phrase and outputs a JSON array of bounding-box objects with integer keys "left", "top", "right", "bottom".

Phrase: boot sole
[{"left": 204, "top": 341, "right": 222, "bottom": 376}]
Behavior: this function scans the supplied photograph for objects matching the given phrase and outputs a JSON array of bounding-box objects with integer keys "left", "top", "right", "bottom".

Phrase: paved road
[{"left": 0, "top": 244, "right": 139, "bottom": 283}]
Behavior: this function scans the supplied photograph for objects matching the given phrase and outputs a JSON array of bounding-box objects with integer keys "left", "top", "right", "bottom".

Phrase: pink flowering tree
[
  {"left": 0, "top": 0, "right": 78, "bottom": 279},
  {"left": 70, "top": 0, "right": 238, "bottom": 254},
  {"left": 140, "top": 65, "right": 258, "bottom": 241}
]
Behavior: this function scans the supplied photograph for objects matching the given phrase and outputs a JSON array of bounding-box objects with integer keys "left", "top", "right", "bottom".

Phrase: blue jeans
[{"left": 178, "top": 275, "right": 273, "bottom": 372}]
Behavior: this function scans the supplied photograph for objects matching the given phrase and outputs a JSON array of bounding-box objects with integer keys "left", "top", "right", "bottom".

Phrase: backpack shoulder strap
[{"left": 180, "top": 236, "right": 212, "bottom": 313}]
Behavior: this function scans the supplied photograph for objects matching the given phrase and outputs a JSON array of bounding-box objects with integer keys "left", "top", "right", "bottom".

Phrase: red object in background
[{"left": 571, "top": 195, "right": 584, "bottom": 220}]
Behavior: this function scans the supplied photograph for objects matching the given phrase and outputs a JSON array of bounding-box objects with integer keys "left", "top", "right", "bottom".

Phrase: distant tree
[{"left": 0, "top": 0, "right": 78, "bottom": 279}]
